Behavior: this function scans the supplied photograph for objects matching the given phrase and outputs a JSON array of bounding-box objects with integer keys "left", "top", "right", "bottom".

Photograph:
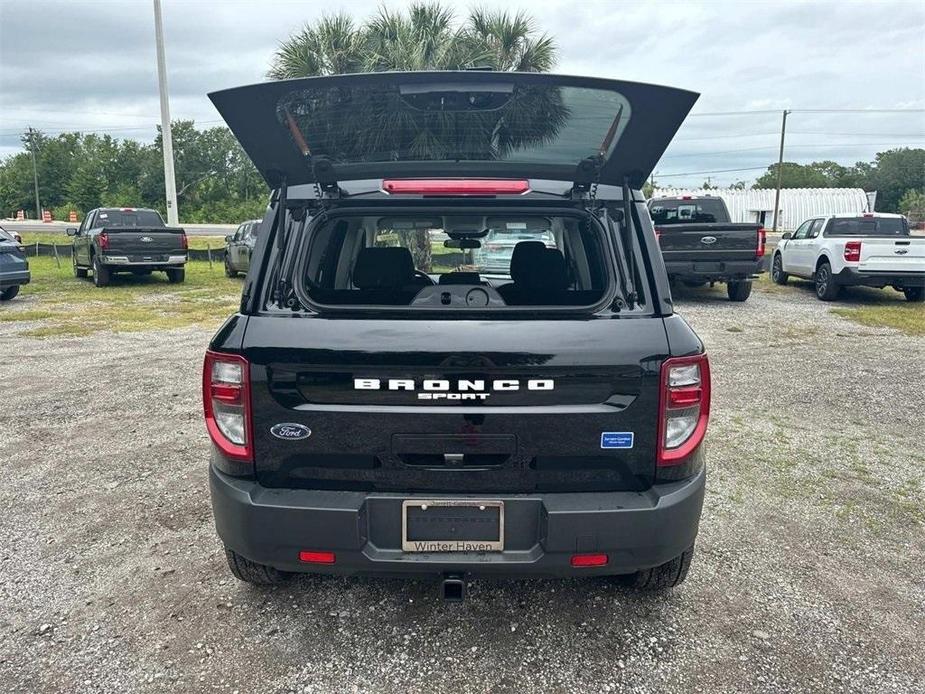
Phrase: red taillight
[
  {"left": 654, "top": 226, "right": 663, "bottom": 244},
  {"left": 299, "top": 550, "right": 336, "bottom": 564},
  {"left": 570, "top": 553, "right": 608, "bottom": 567},
  {"left": 657, "top": 353, "right": 711, "bottom": 466},
  {"left": 180, "top": 232, "right": 188, "bottom": 250},
  {"left": 844, "top": 240, "right": 862, "bottom": 263},
  {"left": 382, "top": 179, "right": 530, "bottom": 196},
  {"left": 756, "top": 227, "right": 766, "bottom": 258},
  {"left": 203, "top": 351, "right": 252, "bottom": 462},
  {"left": 98, "top": 231, "right": 110, "bottom": 250}
]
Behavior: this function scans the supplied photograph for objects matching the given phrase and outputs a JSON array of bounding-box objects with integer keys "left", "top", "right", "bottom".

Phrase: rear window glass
[
  {"left": 0, "top": 227, "right": 12, "bottom": 242},
  {"left": 825, "top": 217, "right": 908, "bottom": 236},
  {"left": 97, "top": 210, "right": 164, "bottom": 227},
  {"left": 277, "top": 84, "right": 631, "bottom": 167},
  {"left": 648, "top": 199, "right": 728, "bottom": 225},
  {"left": 296, "top": 213, "right": 611, "bottom": 310}
]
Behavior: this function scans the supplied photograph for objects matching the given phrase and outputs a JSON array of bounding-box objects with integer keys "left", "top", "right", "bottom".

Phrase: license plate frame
[{"left": 401, "top": 499, "right": 504, "bottom": 552}]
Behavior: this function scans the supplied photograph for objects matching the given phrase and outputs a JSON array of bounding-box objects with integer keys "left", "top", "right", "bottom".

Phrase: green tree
[
  {"left": 899, "top": 188, "right": 925, "bottom": 225},
  {"left": 865, "top": 148, "right": 925, "bottom": 213}
]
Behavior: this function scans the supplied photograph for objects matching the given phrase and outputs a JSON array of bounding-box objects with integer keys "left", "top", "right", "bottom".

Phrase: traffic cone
[
  {"left": 69, "top": 210, "right": 78, "bottom": 223},
  {"left": 42, "top": 209, "right": 52, "bottom": 223}
]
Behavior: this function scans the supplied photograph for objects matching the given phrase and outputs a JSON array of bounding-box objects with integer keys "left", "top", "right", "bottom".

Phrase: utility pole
[
  {"left": 153, "top": 0, "right": 179, "bottom": 225},
  {"left": 27, "top": 127, "right": 41, "bottom": 219},
  {"left": 771, "top": 109, "right": 790, "bottom": 233}
]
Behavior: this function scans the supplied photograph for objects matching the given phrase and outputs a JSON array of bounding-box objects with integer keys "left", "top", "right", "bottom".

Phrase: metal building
[{"left": 651, "top": 188, "right": 871, "bottom": 231}]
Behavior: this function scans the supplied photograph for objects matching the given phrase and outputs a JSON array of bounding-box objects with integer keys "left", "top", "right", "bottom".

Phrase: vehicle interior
[{"left": 299, "top": 213, "right": 610, "bottom": 308}]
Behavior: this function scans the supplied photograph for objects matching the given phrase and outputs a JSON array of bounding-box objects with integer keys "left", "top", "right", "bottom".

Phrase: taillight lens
[
  {"left": 844, "top": 240, "right": 862, "bottom": 263},
  {"left": 98, "top": 231, "right": 110, "bottom": 250},
  {"left": 654, "top": 227, "right": 663, "bottom": 244},
  {"left": 203, "top": 351, "right": 252, "bottom": 462},
  {"left": 180, "top": 232, "right": 188, "bottom": 250},
  {"left": 657, "top": 354, "right": 711, "bottom": 466},
  {"left": 756, "top": 227, "right": 766, "bottom": 258}
]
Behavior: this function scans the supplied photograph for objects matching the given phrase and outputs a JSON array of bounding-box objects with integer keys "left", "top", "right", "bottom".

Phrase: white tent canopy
[{"left": 652, "top": 188, "right": 871, "bottom": 231}]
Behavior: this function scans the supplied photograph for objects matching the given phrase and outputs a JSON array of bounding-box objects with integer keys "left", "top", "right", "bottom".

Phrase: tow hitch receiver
[{"left": 442, "top": 573, "right": 466, "bottom": 602}]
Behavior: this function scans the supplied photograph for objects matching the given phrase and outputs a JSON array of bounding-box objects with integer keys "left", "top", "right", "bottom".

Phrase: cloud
[{"left": 1, "top": 0, "right": 923, "bottom": 186}]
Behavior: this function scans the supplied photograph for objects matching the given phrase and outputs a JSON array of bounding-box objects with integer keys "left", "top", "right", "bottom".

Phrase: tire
[
  {"left": 224, "top": 259, "right": 237, "bottom": 278},
  {"left": 814, "top": 261, "right": 840, "bottom": 301},
  {"left": 621, "top": 545, "right": 695, "bottom": 591},
  {"left": 73, "top": 253, "right": 88, "bottom": 278},
  {"left": 771, "top": 253, "right": 788, "bottom": 285},
  {"left": 726, "top": 280, "right": 752, "bottom": 302},
  {"left": 166, "top": 268, "right": 185, "bottom": 284},
  {"left": 224, "top": 548, "right": 287, "bottom": 585},
  {"left": 92, "top": 255, "right": 111, "bottom": 287},
  {"left": 0, "top": 285, "right": 20, "bottom": 301},
  {"left": 903, "top": 286, "right": 924, "bottom": 302}
]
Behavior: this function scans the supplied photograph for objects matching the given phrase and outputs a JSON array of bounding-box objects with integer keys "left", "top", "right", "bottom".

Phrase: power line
[{"left": 662, "top": 140, "right": 925, "bottom": 159}]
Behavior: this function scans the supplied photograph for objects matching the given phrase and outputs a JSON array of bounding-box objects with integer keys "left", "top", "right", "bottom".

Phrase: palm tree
[{"left": 268, "top": 4, "right": 557, "bottom": 78}]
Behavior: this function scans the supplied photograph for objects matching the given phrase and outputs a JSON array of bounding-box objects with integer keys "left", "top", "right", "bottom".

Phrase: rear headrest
[
  {"left": 509, "top": 241, "right": 568, "bottom": 290},
  {"left": 353, "top": 247, "right": 415, "bottom": 289},
  {"left": 439, "top": 272, "right": 481, "bottom": 285}
]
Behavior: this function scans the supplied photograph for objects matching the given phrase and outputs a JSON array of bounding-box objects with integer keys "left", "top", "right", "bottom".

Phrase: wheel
[
  {"left": 771, "top": 253, "right": 788, "bottom": 285},
  {"left": 903, "top": 286, "right": 924, "bottom": 302},
  {"left": 0, "top": 285, "right": 20, "bottom": 301},
  {"left": 73, "top": 253, "right": 88, "bottom": 278},
  {"left": 726, "top": 280, "right": 752, "bottom": 302},
  {"left": 224, "top": 548, "right": 287, "bottom": 585},
  {"left": 224, "top": 258, "right": 237, "bottom": 278},
  {"left": 620, "top": 545, "right": 695, "bottom": 591},
  {"left": 814, "top": 261, "right": 840, "bottom": 301},
  {"left": 92, "top": 255, "right": 111, "bottom": 287},
  {"left": 166, "top": 268, "right": 185, "bottom": 284}
]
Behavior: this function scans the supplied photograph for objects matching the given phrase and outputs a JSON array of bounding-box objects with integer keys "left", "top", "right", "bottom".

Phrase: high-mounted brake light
[
  {"left": 382, "top": 179, "right": 530, "bottom": 196},
  {"left": 844, "top": 240, "right": 862, "bottom": 263},
  {"left": 756, "top": 227, "right": 766, "bottom": 258},
  {"left": 98, "top": 231, "right": 110, "bottom": 250},
  {"left": 203, "top": 351, "right": 253, "bottom": 461},
  {"left": 657, "top": 353, "right": 711, "bottom": 466}
]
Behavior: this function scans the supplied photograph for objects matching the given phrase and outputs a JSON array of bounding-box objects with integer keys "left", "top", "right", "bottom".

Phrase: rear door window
[
  {"left": 97, "top": 210, "right": 165, "bottom": 227},
  {"left": 649, "top": 199, "right": 729, "bottom": 225}
]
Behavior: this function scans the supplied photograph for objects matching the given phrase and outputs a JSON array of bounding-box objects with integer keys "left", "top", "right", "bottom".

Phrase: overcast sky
[{"left": 1, "top": 0, "right": 923, "bottom": 187}]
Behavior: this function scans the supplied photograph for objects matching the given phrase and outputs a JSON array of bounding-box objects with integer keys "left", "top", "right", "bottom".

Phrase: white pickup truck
[{"left": 771, "top": 213, "right": 925, "bottom": 302}]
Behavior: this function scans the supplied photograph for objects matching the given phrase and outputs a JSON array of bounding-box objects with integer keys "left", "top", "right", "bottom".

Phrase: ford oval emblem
[
  {"left": 270, "top": 423, "right": 312, "bottom": 440},
  {"left": 139, "top": 236, "right": 153, "bottom": 243},
  {"left": 700, "top": 236, "right": 717, "bottom": 244}
]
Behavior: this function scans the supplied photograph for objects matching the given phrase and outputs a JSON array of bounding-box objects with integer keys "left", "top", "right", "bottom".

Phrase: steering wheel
[{"left": 413, "top": 270, "right": 436, "bottom": 285}]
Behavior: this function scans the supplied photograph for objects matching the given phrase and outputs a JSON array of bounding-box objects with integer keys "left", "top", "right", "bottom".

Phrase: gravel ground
[{"left": 1, "top": 285, "right": 923, "bottom": 693}]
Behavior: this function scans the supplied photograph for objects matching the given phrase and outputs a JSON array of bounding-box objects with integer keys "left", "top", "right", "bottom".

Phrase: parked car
[
  {"left": 224, "top": 219, "right": 262, "bottom": 277},
  {"left": 472, "top": 220, "right": 557, "bottom": 275},
  {"left": 647, "top": 195, "right": 765, "bottom": 301},
  {"left": 205, "top": 71, "right": 709, "bottom": 598},
  {"left": 67, "top": 207, "right": 188, "bottom": 286},
  {"left": 0, "top": 225, "right": 30, "bottom": 301},
  {"left": 772, "top": 213, "right": 925, "bottom": 301}
]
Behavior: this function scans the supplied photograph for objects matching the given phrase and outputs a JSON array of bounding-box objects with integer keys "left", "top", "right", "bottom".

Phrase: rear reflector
[
  {"left": 571, "top": 553, "right": 608, "bottom": 567},
  {"left": 382, "top": 179, "right": 530, "bottom": 196},
  {"left": 657, "top": 353, "right": 711, "bottom": 466},
  {"left": 299, "top": 550, "right": 336, "bottom": 564},
  {"left": 844, "top": 240, "right": 862, "bottom": 262}
]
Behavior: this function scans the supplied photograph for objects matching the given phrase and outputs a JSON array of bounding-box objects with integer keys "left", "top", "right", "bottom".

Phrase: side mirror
[
  {"left": 781, "top": 232, "right": 792, "bottom": 240},
  {"left": 224, "top": 235, "right": 232, "bottom": 242},
  {"left": 66, "top": 227, "right": 78, "bottom": 236}
]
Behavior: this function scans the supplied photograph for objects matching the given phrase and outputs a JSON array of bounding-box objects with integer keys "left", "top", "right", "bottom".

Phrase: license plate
[{"left": 401, "top": 500, "right": 503, "bottom": 552}]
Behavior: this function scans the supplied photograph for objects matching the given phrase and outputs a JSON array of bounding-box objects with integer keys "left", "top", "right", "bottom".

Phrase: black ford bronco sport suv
[{"left": 206, "top": 72, "right": 709, "bottom": 599}]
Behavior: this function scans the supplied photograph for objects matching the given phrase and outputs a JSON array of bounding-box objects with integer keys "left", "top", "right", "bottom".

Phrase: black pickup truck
[
  {"left": 647, "top": 195, "right": 765, "bottom": 301},
  {"left": 205, "top": 71, "right": 709, "bottom": 600},
  {"left": 67, "top": 207, "right": 188, "bottom": 286}
]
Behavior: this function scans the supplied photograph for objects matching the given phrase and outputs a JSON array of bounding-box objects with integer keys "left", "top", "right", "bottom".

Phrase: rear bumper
[
  {"left": 102, "top": 254, "right": 187, "bottom": 266},
  {"left": 664, "top": 258, "right": 765, "bottom": 282},
  {"left": 0, "top": 269, "right": 30, "bottom": 288},
  {"left": 834, "top": 267, "right": 925, "bottom": 288},
  {"left": 210, "top": 465, "right": 706, "bottom": 577}
]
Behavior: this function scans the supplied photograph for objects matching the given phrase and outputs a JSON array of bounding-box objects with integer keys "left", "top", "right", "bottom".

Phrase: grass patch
[
  {"left": 7, "top": 256, "right": 241, "bottom": 337},
  {"left": 831, "top": 305, "right": 925, "bottom": 336}
]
